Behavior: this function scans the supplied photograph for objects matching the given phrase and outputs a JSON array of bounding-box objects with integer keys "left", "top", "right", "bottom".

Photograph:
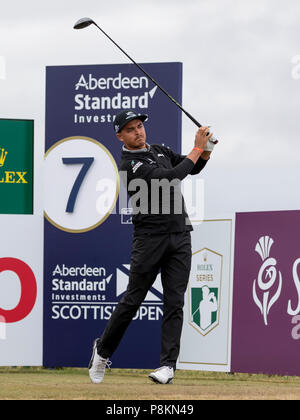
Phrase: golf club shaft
[{"left": 92, "top": 22, "right": 203, "bottom": 129}]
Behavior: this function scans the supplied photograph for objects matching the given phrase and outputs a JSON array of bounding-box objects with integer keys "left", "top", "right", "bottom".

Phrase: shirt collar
[{"left": 122, "top": 143, "right": 150, "bottom": 153}]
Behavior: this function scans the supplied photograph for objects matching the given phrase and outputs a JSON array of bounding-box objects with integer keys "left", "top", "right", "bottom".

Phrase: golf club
[{"left": 74, "top": 17, "right": 218, "bottom": 144}]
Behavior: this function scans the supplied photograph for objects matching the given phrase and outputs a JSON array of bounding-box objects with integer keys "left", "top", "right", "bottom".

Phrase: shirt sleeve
[
  {"left": 120, "top": 156, "right": 195, "bottom": 184},
  {"left": 163, "top": 146, "right": 209, "bottom": 175}
]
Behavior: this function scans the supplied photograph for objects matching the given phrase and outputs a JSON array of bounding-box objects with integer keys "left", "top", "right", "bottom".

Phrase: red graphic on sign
[{"left": 0, "top": 258, "right": 37, "bottom": 323}]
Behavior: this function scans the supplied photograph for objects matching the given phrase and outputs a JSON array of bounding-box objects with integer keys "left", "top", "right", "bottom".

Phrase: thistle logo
[
  {"left": 189, "top": 248, "right": 223, "bottom": 335},
  {"left": 0, "top": 147, "right": 7, "bottom": 167},
  {"left": 253, "top": 236, "right": 282, "bottom": 326}
]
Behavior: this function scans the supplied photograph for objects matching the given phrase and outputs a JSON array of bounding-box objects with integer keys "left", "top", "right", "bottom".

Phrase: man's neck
[{"left": 123, "top": 143, "right": 150, "bottom": 153}]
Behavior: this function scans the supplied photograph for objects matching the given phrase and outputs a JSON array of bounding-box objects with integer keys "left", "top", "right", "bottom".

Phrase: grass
[{"left": 1, "top": 367, "right": 300, "bottom": 400}]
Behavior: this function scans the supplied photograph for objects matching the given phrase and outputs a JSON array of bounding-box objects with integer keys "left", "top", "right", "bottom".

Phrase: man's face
[{"left": 116, "top": 119, "right": 146, "bottom": 150}]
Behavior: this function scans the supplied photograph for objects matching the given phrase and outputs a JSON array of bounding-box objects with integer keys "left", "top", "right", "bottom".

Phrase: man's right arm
[
  {"left": 120, "top": 157, "right": 195, "bottom": 183},
  {"left": 120, "top": 127, "right": 213, "bottom": 184}
]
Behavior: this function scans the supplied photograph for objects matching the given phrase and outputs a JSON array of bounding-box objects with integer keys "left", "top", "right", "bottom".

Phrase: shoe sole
[{"left": 148, "top": 374, "right": 173, "bottom": 384}]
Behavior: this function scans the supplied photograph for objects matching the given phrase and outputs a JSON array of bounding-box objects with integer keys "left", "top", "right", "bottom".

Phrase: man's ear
[{"left": 116, "top": 133, "right": 123, "bottom": 143}]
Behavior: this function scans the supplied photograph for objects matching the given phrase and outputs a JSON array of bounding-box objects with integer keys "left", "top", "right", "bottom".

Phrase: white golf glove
[{"left": 204, "top": 134, "right": 218, "bottom": 152}]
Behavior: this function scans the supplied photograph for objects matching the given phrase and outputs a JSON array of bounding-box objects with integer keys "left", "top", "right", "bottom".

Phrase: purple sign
[{"left": 231, "top": 211, "right": 300, "bottom": 376}]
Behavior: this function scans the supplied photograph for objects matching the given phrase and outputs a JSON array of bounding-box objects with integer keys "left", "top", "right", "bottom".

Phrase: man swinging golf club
[{"left": 89, "top": 110, "right": 216, "bottom": 384}]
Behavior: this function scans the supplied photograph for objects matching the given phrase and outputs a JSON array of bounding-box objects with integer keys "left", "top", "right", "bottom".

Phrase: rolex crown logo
[{"left": 0, "top": 148, "right": 8, "bottom": 167}]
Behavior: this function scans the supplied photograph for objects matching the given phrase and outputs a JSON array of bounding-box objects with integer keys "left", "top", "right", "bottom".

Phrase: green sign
[{"left": 0, "top": 119, "right": 33, "bottom": 214}]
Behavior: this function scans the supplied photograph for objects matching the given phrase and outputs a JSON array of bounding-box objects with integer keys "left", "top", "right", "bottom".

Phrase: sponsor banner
[
  {"left": 0, "top": 216, "right": 43, "bottom": 365},
  {"left": 231, "top": 210, "right": 300, "bottom": 376},
  {"left": 44, "top": 63, "right": 182, "bottom": 367},
  {"left": 0, "top": 119, "right": 33, "bottom": 214},
  {"left": 178, "top": 219, "right": 234, "bottom": 372}
]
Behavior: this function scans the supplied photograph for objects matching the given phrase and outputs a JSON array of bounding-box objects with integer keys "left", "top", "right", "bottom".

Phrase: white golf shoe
[
  {"left": 88, "top": 341, "right": 111, "bottom": 384},
  {"left": 149, "top": 366, "right": 174, "bottom": 384}
]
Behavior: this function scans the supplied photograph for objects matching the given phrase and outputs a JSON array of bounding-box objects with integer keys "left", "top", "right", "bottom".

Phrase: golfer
[{"left": 89, "top": 110, "right": 215, "bottom": 384}]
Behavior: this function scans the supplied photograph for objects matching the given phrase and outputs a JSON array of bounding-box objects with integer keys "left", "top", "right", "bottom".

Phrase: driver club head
[{"left": 73, "top": 17, "right": 95, "bottom": 30}]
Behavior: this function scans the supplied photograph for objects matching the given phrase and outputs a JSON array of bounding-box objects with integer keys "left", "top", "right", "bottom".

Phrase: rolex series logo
[
  {"left": 0, "top": 147, "right": 7, "bottom": 167},
  {"left": 0, "top": 146, "right": 28, "bottom": 184},
  {"left": 189, "top": 248, "right": 222, "bottom": 336},
  {"left": 0, "top": 120, "right": 33, "bottom": 215}
]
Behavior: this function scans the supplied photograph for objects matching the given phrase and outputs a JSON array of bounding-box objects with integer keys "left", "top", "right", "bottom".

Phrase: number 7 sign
[
  {"left": 62, "top": 157, "right": 94, "bottom": 213},
  {"left": 44, "top": 137, "right": 119, "bottom": 233}
]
